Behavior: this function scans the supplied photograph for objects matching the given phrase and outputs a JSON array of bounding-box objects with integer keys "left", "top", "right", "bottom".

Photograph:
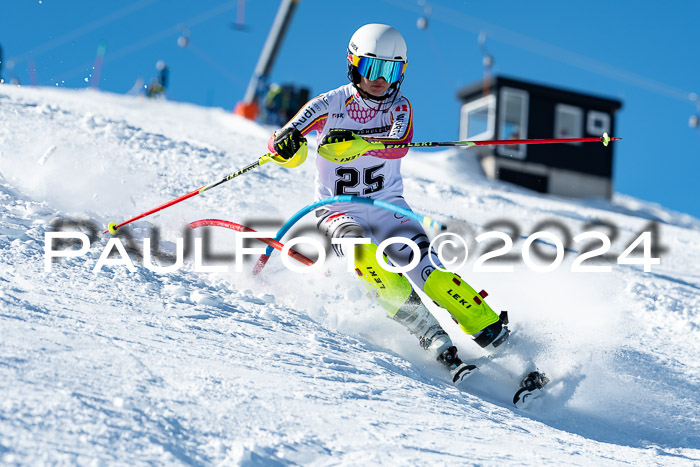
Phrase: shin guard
[
  {"left": 423, "top": 270, "right": 504, "bottom": 344},
  {"left": 353, "top": 243, "right": 413, "bottom": 317},
  {"left": 353, "top": 243, "right": 453, "bottom": 357}
]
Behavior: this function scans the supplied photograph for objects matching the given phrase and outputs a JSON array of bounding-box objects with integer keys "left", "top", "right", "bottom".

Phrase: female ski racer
[{"left": 267, "top": 24, "right": 510, "bottom": 385}]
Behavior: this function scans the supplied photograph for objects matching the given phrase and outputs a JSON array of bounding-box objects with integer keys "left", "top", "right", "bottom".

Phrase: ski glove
[
  {"left": 273, "top": 127, "right": 306, "bottom": 160},
  {"left": 321, "top": 129, "right": 358, "bottom": 146},
  {"left": 318, "top": 129, "right": 384, "bottom": 163}
]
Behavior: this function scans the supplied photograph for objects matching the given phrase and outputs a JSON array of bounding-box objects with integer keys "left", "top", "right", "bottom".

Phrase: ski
[
  {"left": 451, "top": 362, "right": 479, "bottom": 385},
  {"left": 445, "top": 334, "right": 551, "bottom": 410},
  {"left": 512, "top": 371, "right": 550, "bottom": 409},
  {"left": 452, "top": 363, "right": 550, "bottom": 409}
]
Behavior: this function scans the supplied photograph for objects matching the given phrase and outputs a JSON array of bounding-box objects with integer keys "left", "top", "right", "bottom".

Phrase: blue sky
[{"left": 2, "top": 0, "right": 699, "bottom": 218}]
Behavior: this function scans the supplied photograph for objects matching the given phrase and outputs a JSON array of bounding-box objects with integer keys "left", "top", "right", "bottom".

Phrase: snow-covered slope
[{"left": 0, "top": 85, "right": 698, "bottom": 465}]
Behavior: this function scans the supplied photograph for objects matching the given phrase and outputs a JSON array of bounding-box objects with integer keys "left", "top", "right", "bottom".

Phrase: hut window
[
  {"left": 587, "top": 110, "right": 611, "bottom": 135},
  {"left": 460, "top": 94, "right": 495, "bottom": 140},
  {"left": 555, "top": 104, "right": 583, "bottom": 144},
  {"left": 497, "top": 87, "right": 529, "bottom": 159}
]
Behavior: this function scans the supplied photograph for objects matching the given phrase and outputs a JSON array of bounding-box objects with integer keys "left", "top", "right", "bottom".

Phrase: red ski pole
[
  {"left": 104, "top": 153, "right": 272, "bottom": 234},
  {"left": 382, "top": 132, "right": 620, "bottom": 150}
]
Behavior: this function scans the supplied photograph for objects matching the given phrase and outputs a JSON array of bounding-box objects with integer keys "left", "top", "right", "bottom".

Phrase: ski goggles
[{"left": 349, "top": 53, "right": 407, "bottom": 84}]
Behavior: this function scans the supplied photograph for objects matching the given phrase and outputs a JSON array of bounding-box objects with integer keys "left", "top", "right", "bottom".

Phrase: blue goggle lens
[{"left": 356, "top": 56, "right": 405, "bottom": 83}]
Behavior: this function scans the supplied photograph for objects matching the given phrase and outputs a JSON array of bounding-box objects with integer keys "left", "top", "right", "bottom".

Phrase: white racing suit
[{"left": 268, "top": 83, "right": 506, "bottom": 363}]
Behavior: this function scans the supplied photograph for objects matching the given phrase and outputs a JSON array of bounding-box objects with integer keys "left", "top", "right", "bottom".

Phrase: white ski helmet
[{"left": 347, "top": 24, "right": 408, "bottom": 87}]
